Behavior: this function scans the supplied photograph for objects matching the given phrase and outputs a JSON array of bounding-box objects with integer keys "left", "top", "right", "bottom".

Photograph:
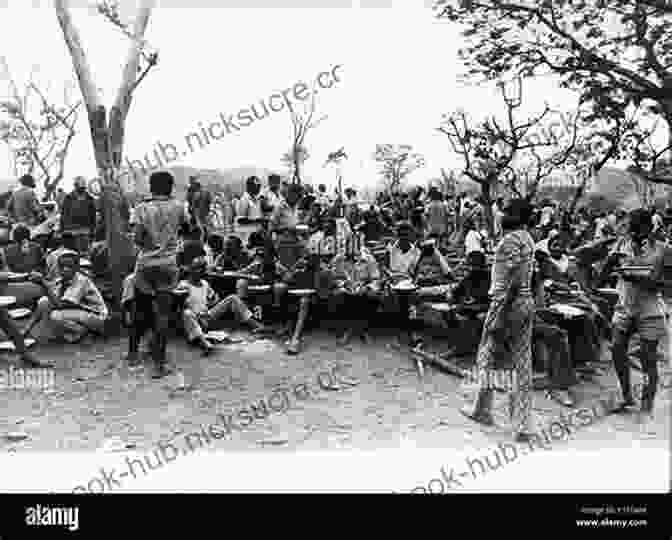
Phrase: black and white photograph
[{"left": 0, "top": 0, "right": 670, "bottom": 534}]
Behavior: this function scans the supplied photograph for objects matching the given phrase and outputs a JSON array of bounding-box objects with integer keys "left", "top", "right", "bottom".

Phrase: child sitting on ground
[{"left": 179, "top": 256, "right": 267, "bottom": 355}]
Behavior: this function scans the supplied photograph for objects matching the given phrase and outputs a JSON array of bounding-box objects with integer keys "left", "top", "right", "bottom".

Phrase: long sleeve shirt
[{"left": 487, "top": 229, "right": 535, "bottom": 328}]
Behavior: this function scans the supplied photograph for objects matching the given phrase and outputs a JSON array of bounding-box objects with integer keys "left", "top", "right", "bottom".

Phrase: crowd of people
[{"left": 0, "top": 169, "right": 670, "bottom": 441}]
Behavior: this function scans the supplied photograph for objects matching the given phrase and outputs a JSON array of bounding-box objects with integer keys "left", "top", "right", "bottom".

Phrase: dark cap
[{"left": 19, "top": 174, "right": 36, "bottom": 188}]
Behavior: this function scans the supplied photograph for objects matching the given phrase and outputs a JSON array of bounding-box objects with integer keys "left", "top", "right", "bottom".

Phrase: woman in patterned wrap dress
[{"left": 460, "top": 199, "right": 538, "bottom": 442}]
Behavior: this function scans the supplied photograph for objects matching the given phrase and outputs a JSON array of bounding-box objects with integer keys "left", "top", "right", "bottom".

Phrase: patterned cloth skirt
[{"left": 475, "top": 296, "right": 535, "bottom": 393}]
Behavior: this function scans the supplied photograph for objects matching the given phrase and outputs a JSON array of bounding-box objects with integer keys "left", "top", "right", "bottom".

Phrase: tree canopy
[{"left": 435, "top": 0, "right": 672, "bottom": 184}]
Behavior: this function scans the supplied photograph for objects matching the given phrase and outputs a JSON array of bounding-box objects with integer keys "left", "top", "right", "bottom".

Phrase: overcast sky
[{"left": 0, "top": 0, "right": 579, "bottom": 192}]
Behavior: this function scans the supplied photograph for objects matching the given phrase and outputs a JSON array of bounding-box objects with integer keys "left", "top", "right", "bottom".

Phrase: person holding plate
[
  {"left": 330, "top": 240, "right": 382, "bottom": 345},
  {"left": 23, "top": 251, "right": 108, "bottom": 344},
  {"left": 610, "top": 209, "right": 666, "bottom": 427}
]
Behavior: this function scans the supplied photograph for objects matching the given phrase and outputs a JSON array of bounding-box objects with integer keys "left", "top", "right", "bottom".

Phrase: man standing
[
  {"left": 60, "top": 176, "right": 97, "bottom": 254},
  {"left": 236, "top": 176, "right": 264, "bottom": 247},
  {"left": 343, "top": 188, "right": 359, "bottom": 225},
  {"left": 652, "top": 207, "right": 664, "bottom": 237},
  {"left": 270, "top": 183, "right": 304, "bottom": 269},
  {"left": 7, "top": 174, "right": 43, "bottom": 229},
  {"left": 186, "top": 175, "right": 200, "bottom": 218},
  {"left": 492, "top": 197, "right": 504, "bottom": 240},
  {"left": 262, "top": 174, "right": 285, "bottom": 213},
  {"left": 316, "top": 184, "right": 331, "bottom": 208},
  {"left": 130, "top": 171, "right": 189, "bottom": 377},
  {"left": 611, "top": 209, "right": 666, "bottom": 428},
  {"left": 539, "top": 200, "right": 555, "bottom": 232},
  {"left": 186, "top": 176, "right": 212, "bottom": 241}
]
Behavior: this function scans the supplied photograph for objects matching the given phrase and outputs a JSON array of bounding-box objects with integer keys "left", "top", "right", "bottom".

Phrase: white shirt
[
  {"left": 179, "top": 279, "right": 216, "bottom": 314},
  {"left": 652, "top": 213, "right": 663, "bottom": 232},
  {"left": 235, "top": 192, "right": 263, "bottom": 244},
  {"left": 387, "top": 241, "right": 421, "bottom": 276},
  {"left": 550, "top": 254, "right": 570, "bottom": 275},
  {"left": 306, "top": 231, "right": 336, "bottom": 256},
  {"left": 236, "top": 192, "right": 263, "bottom": 221},
  {"left": 540, "top": 206, "right": 554, "bottom": 226},
  {"left": 261, "top": 188, "right": 284, "bottom": 211},
  {"left": 317, "top": 193, "right": 331, "bottom": 207},
  {"left": 492, "top": 204, "right": 503, "bottom": 236},
  {"left": 465, "top": 230, "right": 484, "bottom": 254},
  {"left": 594, "top": 217, "right": 608, "bottom": 239}
]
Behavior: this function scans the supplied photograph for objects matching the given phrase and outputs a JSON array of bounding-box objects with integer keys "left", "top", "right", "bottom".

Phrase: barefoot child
[{"left": 179, "top": 257, "right": 266, "bottom": 355}]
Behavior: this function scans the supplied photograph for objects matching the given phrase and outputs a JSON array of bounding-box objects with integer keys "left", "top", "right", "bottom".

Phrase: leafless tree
[
  {"left": 0, "top": 58, "right": 81, "bottom": 199},
  {"left": 281, "top": 94, "right": 326, "bottom": 185},
  {"left": 373, "top": 144, "right": 425, "bottom": 194}
]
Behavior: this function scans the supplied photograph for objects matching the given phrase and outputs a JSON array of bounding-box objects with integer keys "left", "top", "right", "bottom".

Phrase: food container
[
  {"left": 391, "top": 280, "right": 417, "bottom": 295},
  {"left": 620, "top": 265, "right": 653, "bottom": 277}
]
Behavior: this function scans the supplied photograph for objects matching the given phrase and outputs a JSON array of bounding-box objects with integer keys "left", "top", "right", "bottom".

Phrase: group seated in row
[{"left": 0, "top": 212, "right": 617, "bottom": 407}]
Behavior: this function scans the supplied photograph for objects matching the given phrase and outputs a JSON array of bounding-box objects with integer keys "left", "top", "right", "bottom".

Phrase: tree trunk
[
  {"left": 55, "top": 0, "right": 153, "bottom": 309},
  {"left": 482, "top": 178, "right": 494, "bottom": 237}
]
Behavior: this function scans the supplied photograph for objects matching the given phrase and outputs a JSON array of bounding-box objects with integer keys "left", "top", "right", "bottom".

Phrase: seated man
[
  {"left": 536, "top": 239, "right": 607, "bottom": 368},
  {"left": 306, "top": 201, "right": 325, "bottom": 232},
  {"left": 452, "top": 251, "right": 490, "bottom": 304},
  {"left": 385, "top": 221, "right": 421, "bottom": 280},
  {"left": 280, "top": 252, "right": 331, "bottom": 355},
  {"left": 330, "top": 244, "right": 382, "bottom": 345},
  {"left": 24, "top": 251, "right": 108, "bottom": 343},
  {"left": 179, "top": 257, "right": 266, "bottom": 355},
  {"left": 358, "top": 205, "right": 386, "bottom": 243},
  {"left": 384, "top": 221, "right": 422, "bottom": 346},
  {"left": 215, "top": 235, "right": 250, "bottom": 271},
  {"left": 464, "top": 218, "right": 486, "bottom": 257},
  {"left": 177, "top": 226, "right": 206, "bottom": 269},
  {"left": 238, "top": 237, "right": 290, "bottom": 307},
  {"left": 407, "top": 237, "right": 455, "bottom": 346},
  {"left": 0, "top": 224, "right": 47, "bottom": 308},
  {"left": 1, "top": 224, "right": 45, "bottom": 274},
  {"left": 45, "top": 232, "right": 79, "bottom": 281},
  {"left": 413, "top": 238, "right": 454, "bottom": 298},
  {"left": 441, "top": 251, "right": 491, "bottom": 356},
  {"left": 531, "top": 257, "right": 577, "bottom": 407},
  {"left": 206, "top": 233, "right": 226, "bottom": 266},
  {"left": 306, "top": 217, "right": 337, "bottom": 259},
  {"left": 32, "top": 201, "right": 59, "bottom": 251}
]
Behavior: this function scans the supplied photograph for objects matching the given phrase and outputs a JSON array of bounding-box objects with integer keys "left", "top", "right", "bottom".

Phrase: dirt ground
[{"left": 1, "top": 318, "right": 669, "bottom": 465}]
